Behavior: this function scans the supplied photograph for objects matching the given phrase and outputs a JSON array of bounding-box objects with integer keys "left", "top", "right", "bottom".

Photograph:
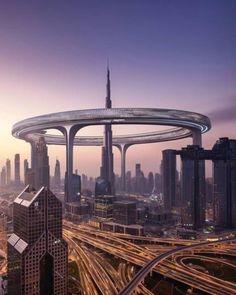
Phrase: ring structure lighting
[
  {"left": 21, "top": 128, "right": 191, "bottom": 147},
  {"left": 12, "top": 107, "right": 211, "bottom": 195},
  {"left": 12, "top": 108, "right": 211, "bottom": 143}
]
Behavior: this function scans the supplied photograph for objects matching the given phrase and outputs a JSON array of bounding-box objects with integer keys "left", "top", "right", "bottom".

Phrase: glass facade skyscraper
[{"left": 7, "top": 186, "right": 68, "bottom": 295}]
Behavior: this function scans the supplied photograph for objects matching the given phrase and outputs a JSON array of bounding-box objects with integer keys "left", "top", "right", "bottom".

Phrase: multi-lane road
[
  {"left": 1, "top": 220, "right": 236, "bottom": 294},
  {"left": 118, "top": 238, "right": 236, "bottom": 295},
  {"left": 64, "top": 221, "right": 236, "bottom": 295}
]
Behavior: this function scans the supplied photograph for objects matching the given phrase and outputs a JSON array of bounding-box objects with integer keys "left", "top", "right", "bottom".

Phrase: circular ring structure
[
  {"left": 22, "top": 128, "right": 192, "bottom": 147},
  {"left": 12, "top": 108, "right": 211, "bottom": 145}
]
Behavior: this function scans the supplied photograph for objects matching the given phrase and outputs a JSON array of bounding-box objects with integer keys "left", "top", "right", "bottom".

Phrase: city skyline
[
  {"left": 0, "top": 1, "right": 236, "bottom": 178},
  {"left": 1, "top": 2, "right": 236, "bottom": 293}
]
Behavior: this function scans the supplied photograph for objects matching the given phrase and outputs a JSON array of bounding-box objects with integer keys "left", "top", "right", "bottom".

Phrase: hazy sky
[{"left": 0, "top": 0, "right": 236, "bottom": 179}]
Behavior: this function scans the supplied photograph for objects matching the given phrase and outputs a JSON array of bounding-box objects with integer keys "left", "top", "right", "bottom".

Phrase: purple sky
[{"left": 0, "top": 1, "right": 236, "bottom": 178}]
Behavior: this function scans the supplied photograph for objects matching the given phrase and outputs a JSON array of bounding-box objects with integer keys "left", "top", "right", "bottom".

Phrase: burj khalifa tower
[{"left": 99, "top": 66, "right": 115, "bottom": 195}]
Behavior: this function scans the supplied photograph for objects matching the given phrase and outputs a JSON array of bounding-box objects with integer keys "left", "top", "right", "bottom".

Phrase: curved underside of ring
[{"left": 12, "top": 108, "right": 211, "bottom": 146}]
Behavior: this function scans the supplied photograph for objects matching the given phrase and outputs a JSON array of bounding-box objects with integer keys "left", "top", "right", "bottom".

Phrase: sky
[{"left": 0, "top": 0, "right": 236, "bottom": 179}]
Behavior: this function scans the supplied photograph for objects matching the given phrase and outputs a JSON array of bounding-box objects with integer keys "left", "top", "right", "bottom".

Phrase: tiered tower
[{"left": 99, "top": 67, "right": 114, "bottom": 195}]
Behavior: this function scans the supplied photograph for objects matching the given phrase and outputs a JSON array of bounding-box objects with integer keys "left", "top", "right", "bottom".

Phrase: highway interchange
[
  {"left": 1, "top": 220, "right": 236, "bottom": 294},
  {"left": 63, "top": 221, "right": 236, "bottom": 295}
]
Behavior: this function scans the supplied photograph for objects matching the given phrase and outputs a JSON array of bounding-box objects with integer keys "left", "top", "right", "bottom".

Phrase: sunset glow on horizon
[{"left": 0, "top": 1, "right": 236, "bottom": 179}]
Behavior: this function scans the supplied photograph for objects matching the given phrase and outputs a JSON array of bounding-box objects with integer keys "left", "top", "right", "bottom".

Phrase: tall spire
[
  {"left": 97, "top": 65, "right": 115, "bottom": 196},
  {"left": 106, "top": 64, "right": 111, "bottom": 109}
]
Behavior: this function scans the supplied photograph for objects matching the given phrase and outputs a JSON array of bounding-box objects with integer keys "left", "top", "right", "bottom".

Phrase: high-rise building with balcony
[
  {"left": 7, "top": 186, "right": 68, "bottom": 295},
  {"left": 94, "top": 195, "right": 114, "bottom": 219}
]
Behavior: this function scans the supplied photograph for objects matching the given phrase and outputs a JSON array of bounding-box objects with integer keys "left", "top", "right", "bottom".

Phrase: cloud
[{"left": 207, "top": 97, "right": 236, "bottom": 124}]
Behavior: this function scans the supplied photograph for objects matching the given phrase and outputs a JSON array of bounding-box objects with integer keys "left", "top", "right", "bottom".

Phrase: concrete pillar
[
  {"left": 62, "top": 125, "right": 81, "bottom": 203},
  {"left": 192, "top": 129, "right": 202, "bottom": 146}
]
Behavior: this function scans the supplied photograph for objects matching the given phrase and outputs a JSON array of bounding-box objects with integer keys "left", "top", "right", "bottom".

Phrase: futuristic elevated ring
[
  {"left": 12, "top": 108, "right": 211, "bottom": 146},
  {"left": 12, "top": 108, "right": 211, "bottom": 193}
]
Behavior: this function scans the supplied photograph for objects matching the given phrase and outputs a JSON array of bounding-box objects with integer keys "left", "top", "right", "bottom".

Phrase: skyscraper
[
  {"left": 65, "top": 172, "right": 81, "bottom": 202},
  {"left": 125, "top": 171, "right": 132, "bottom": 193},
  {"left": 135, "top": 163, "right": 141, "bottom": 177},
  {"left": 212, "top": 138, "right": 236, "bottom": 228},
  {"left": 6, "top": 158, "right": 11, "bottom": 185},
  {"left": 7, "top": 186, "right": 68, "bottom": 295},
  {"left": 0, "top": 167, "right": 6, "bottom": 187},
  {"left": 180, "top": 145, "right": 206, "bottom": 229},
  {"left": 81, "top": 173, "right": 88, "bottom": 190},
  {"left": 31, "top": 137, "right": 50, "bottom": 189},
  {"left": 162, "top": 149, "right": 176, "bottom": 210},
  {"left": 14, "top": 154, "right": 20, "bottom": 186},
  {"left": 99, "top": 67, "right": 114, "bottom": 195},
  {"left": 24, "top": 159, "right": 29, "bottom": 185},
  {"left": 134, "top": 163, "right": 145, "bottom": 194},
  {"left": 54, "top": 159, "right": 61, "bottom": 189},
  {"left": 147, "top": 172, "right": 154, "bottom": 193},
  {"left": 154, "top": 173, "right": 162, "bottom": 194},
  {"left": 174, "top": 138, "right": 236, "bottom": 229}
]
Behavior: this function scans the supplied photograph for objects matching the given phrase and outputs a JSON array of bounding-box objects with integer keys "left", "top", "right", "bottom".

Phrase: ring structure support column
[
  {"left": 192, "top": 129, "right": 202, "bottom": 147},
  {"left": 11, "top": 108, "right": 211, "bottom": 202},
  {"left": 62, "top": 125, "right": 82, "bottom": 203}
]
